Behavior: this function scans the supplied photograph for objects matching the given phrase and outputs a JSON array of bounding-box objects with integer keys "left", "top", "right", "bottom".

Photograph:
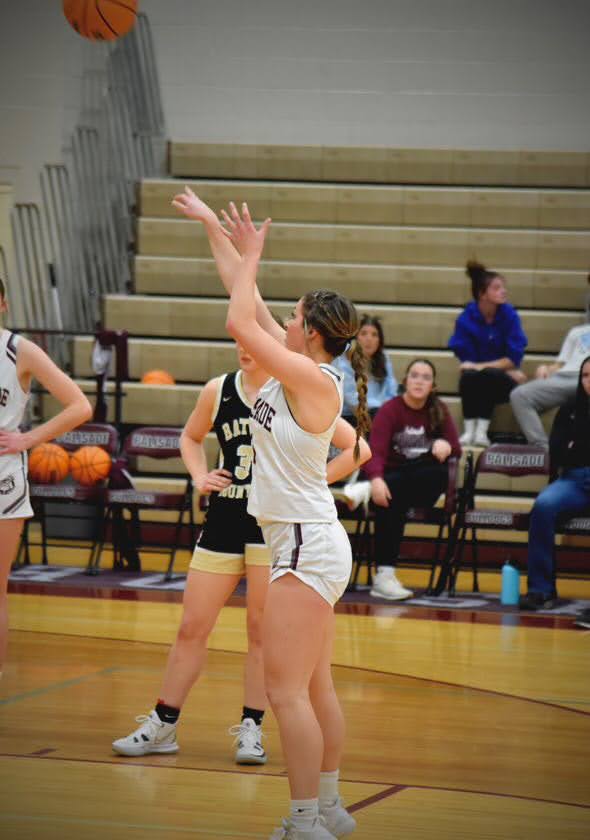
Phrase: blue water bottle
[{"left": 501, "top": 559, "right": 520, "bottom": 606}]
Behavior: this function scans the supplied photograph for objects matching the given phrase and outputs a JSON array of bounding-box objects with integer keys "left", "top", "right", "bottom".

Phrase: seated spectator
[
  {"left": 520, "top": 356, "right": 590, "bottom": 610},
  {"left": 334, "top": 314, "right": 397, "bottom": 426},
  {"left": 449, "top": 260, "right": 528, "bottom": 447},
  {"left": 510, "top": 294, "right": 590, "bottom": 447},
  {"left": 345, "top": 359, "right": 461, "bottom": 601}
]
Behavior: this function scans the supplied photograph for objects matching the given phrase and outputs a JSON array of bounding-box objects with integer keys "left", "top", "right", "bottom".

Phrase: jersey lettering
[
  {"left": 0, "top": 388, "right": 9, "bottom": 407},
  {"left": 222, "top": 417, "right": 251, "bottom": 442},
  {"left": 252, "top": 397, "right": 276, "bottom": 432},
  {"left": 218, "top": 483, "right": 250, "bottom": 500}
]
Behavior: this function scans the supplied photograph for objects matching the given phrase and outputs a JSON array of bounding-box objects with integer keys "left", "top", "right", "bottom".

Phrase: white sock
[
  {"left": 319, "top": 769, "right": 339, "bottom": 808},
  {"left": 476, "top": 418, "right": 491, "bottom": 436},
  {"left": 377, "top": 565, "right": 393, "bottom": 576},
  {"left": 290, "top": 798, "right": 319, "bottom": 831},
  {"left": 461, "top": 419, "right": 475, "bottom": 437}
]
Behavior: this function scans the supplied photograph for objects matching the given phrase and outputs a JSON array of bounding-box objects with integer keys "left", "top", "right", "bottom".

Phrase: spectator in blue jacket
[
  {"left": 334, "top": 314, "right": 397, "bottom": 426},
  {"left": 449, "top": 261, "right": 528, "bottom": 447}
]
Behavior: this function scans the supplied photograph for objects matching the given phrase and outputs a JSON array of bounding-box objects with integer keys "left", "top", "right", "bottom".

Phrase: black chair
[
  {"left": 347, "top": 458, "right": 460, "bottom": 594},
  {"left": 18, "top": 423, "right": 120, "bottom": 569},
  {"left": 443, "top": 444, "right": 550, "bottom": 596},
  {"left": 89, "top": 426, "right": 196, "bottom": 580}
]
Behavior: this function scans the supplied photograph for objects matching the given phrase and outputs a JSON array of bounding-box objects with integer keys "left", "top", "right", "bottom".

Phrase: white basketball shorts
[{"left": 260, "top": 519, "right": 352, "bottom": 607}]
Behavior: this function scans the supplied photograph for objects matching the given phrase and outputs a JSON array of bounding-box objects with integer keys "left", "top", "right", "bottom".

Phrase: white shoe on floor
[
  {"left": 320, "top": 798, "right": 356, "bottom": 837},
  {"left": 370, "top": 567, "right": 413, "bottom": 600},
  {"left": 342, "top": 480, "right": 371, "bottom": 512},
  {"left": 270, "top": 817, "right": 337, "bottom": 839},
  {"left": 228, "top": 717, "right": 267, "bottom": 765},
  {"left": 112, "top": 710, "right": 179, "bottom": 756}
]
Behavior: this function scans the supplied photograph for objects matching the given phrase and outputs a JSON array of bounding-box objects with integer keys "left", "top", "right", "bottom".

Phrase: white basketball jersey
[
  {"left": 0, "top": 330, "right": 28, "bottom": 434},
  {"left": 248, "top": 363, "right": 343, "bottom": 524}
]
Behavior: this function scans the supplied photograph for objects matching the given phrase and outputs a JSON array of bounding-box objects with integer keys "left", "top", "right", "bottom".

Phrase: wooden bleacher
[{"left": 43, "top": 142, "right": 590, "bottom": 557}]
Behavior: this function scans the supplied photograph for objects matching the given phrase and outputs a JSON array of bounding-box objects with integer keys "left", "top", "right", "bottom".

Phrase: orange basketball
[
  {"left": 28, "top": 443, "right": 70, "bottom": 484},
  {"left": 141, "top": 369, "right": 176, "bottom": 385},
  {"left": 63, "top": 0, "right": 138, "bottom": 42},
  {"left": 70, "top": 446, "right": 113, "bottom": 486}
]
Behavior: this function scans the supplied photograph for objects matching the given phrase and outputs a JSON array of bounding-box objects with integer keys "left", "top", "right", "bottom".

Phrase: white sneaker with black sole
[
  {"left": 269, "top": 817, "right": 337, "bottom": 839},
  {"left": 228, "top": 717, "right": 267, "bottom": 765},
  {"left": 370, "top": 567, "right": 413, "bottom": 600},
  {"left": 112, "top": 710, "right": 179, "bottom": 756},
  {"left": 320, "top": 798, "right": 356, "bottom": 837}
]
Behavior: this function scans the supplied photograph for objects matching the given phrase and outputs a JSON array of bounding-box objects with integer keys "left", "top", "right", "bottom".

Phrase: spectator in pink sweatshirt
[{"left": 345, "top": 359, "right": 461, "bottom": 600}]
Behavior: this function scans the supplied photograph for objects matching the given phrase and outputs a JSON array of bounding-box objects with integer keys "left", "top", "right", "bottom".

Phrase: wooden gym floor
[{"left": 1, "top": 588, "right": 589, "bottom": 840}]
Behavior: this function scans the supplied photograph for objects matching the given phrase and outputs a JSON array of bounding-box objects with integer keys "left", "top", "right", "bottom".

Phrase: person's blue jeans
[{"left": 527, "top": 467, "right": 590, "bottom": 597}]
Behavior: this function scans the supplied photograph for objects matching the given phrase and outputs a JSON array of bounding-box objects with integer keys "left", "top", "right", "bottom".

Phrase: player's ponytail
[
  {"left": 0, "top": 278, "right": 5, "bottom": 299},
  {"left": 303, "top": 288, "right": 370, "bottom": 461},
  {"left": 349, "top": 339, "right": 370, "bottom": 461}
]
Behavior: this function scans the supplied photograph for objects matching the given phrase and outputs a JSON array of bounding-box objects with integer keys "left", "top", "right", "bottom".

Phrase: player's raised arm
[
  {"left": 171, "top": 187, "right": 285, "bottom": 344},
  {"left": 223, "top": 202, "right": 335, "bottom": 408}
]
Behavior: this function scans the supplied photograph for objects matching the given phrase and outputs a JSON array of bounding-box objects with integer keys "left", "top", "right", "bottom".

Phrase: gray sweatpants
[{"left": 509, "top": 371, "right": 578, "bottom": 445}]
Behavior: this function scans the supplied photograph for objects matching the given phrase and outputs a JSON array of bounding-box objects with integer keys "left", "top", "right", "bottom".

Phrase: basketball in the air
[
  {"left": 28, "top": 443, "right": 71, "bottom": 484},
  {"left": 63, "top": 0, "right": 138, "bottom": 42},
  {"left": 70, "top": 446, "right": 113, "bottom": 486},
  {"left": 141, "top": 369, "right": 176, "bottom": 385}
]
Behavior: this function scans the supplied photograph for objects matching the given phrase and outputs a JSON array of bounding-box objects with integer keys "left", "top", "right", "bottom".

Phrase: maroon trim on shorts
[{"left": 290, "top": 523, "right": 303, "bottom": 569}]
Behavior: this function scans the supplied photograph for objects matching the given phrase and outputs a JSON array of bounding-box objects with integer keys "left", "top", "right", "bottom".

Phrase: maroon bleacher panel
[
  {"left": 54, "top": 422, "right": 119, "bottom": 455},
  {"left": 123, "top": 426, "right": 182, "bottom": 459},
  {"left": 475, "top": 444, "right": 549, "bottom": 478}
]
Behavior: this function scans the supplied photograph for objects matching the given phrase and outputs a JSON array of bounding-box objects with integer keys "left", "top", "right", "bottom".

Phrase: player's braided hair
[
  {"left": 0, "top": 278, "right": 5, "bottom": 298},
  {"left": 302, "top": 289, "right": 370, "bottom": 459}
]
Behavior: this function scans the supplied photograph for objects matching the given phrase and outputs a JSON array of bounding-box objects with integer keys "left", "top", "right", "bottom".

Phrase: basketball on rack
[
  {"left": 70, "top": 446, "right": 113, "bottom": 486},
  {"left": 62, "top": 0, "right": 138, "bottom": 42},
  {"left": 28, "top": 443, "right": 71, "bottom": 484},
  {"left": 141, "top": 369, "right": 176, "bottom": 385}
]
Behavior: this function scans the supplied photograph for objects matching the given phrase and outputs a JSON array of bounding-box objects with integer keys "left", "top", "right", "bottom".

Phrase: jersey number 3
[{"left": 234, "top": 444, "right": 254, "bottom": 481}]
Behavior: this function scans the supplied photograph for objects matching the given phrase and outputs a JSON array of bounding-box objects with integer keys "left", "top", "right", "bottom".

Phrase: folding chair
[
  {"left": 89, "top": 426, "right": 196, "bottom": 580},
  {"left": 348, "top": 457, "right": 460, "bottom": 593},
  {"left": 19, "top": 423, "right": 119, "bottom": 569},
  {"left": 444, "top": 444, "right": 550, "bottom": 596}
]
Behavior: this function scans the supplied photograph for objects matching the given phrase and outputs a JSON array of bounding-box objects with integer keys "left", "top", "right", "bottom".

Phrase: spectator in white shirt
[{"left": 510, "top": 291, "right": 590, "bottom": 446}]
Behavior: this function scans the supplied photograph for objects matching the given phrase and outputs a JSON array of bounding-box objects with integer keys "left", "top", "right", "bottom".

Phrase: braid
[{"left": 349, "top": 340, "right": 371, "bottom": 460}]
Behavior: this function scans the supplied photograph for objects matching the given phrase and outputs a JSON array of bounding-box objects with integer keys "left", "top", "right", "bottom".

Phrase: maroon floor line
[
  {"left": 2, "top": 752, "right": 588, "bottom": 812},
  {"left": 349, "top": 784, "right": 408, "bottom": 812},
  {"left": 10, "top": 628, "right": 590, "bottom": 719},
  {"left": 8, "top": 579, "right": 583, "bottom": 630}
]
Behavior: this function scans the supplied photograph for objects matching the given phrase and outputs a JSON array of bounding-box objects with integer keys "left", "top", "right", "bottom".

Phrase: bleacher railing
[{"left": 9, "top": 13, "right": 165, "bottom": 338}]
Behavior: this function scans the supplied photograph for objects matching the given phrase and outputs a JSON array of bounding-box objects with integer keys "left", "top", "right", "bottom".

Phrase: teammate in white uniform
[
  {"left": 0, "top": 278, "right": 91, "bottom": 676},
  {"left": 172, "top": 190, "right": 371, "bottom": 840}
]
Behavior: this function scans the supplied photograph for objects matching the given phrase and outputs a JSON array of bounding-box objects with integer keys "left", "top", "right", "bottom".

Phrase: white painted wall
[
  {"left": 0, "top": 0, "right": 589, "bottom": 204},
  {"left": 144, "top": 0, "right": 590, "bottom": 151}
]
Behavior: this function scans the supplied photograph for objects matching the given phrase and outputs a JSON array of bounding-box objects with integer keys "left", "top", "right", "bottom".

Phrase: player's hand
[
  {"left": 0, "top": 430, "right": 30, "bottom": 456},
  {"left": 195, "top": 468, "right": 233, "bottom": 495},
  {"left": 460, "top": 361, "right": 480, "bottom": 371},
  {"left": 171, "top": 186, "right": 217, "bottom": 223},
  {"left": 432, "top": 439, "right": 452, "bottom": 462},
  {"left": 371, "top": 477, "right": 391, "bottom": 507},
  {"left": 220, "top": 201, "right": 271, "bottom": 261}
]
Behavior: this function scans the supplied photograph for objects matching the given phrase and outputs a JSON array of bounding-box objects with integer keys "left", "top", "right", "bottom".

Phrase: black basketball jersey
[{"left": 211, "top": 371, "right": 254, "bottom": 502}]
